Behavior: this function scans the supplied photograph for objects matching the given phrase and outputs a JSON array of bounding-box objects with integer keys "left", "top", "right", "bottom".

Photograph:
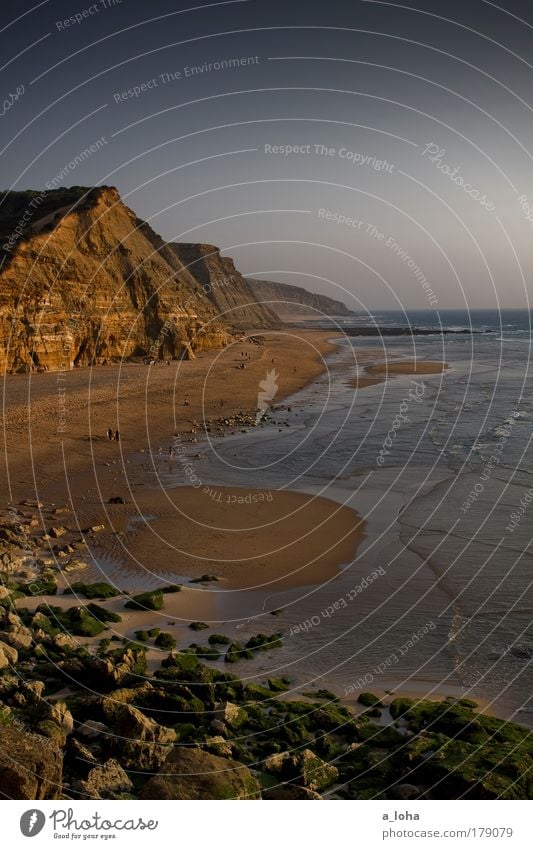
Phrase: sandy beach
[{"left": 0, "top": 329, "right": 338, "bottom": 508}]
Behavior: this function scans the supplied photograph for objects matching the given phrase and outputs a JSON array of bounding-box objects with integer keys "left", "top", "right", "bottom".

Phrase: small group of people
[{"left": 106, "top": 428, "right": 120, "bottom": 441}]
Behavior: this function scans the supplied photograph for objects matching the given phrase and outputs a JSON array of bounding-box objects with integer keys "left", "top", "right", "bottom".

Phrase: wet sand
[
  {"left": 88, "top": 485, "right": 365, "bottom": 591},
  {"left": 364, "top": 360, "right": 449, "bottom": 377}
]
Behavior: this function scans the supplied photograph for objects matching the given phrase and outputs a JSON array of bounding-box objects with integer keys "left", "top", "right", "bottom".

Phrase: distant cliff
[
  {"left": 248, "top": 278, "right": 354, "bottom": 320},
  {"left": 169, "top": 244, "right": 279, "bottom": 330},
  {"left": 0, "top": 187, "right": 275, "bottom": 374}
]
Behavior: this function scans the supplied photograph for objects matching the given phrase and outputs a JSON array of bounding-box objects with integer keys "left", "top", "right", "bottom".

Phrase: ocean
[{"left": 135, "top": 310, "right": 533, "bottom": 722}]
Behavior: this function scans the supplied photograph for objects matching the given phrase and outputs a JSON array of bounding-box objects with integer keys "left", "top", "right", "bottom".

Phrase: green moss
[
  {"left": 64, "top": 582, "right": 120, "bottom": 599},
  {"left": 161, "top": 584, "right": 182, "bottom": 593},
  {"left": 86, "top": 602, "right": 122, "bottom": 623},
  {"left": 134, "top": 630, "right": 149, "bottom": 642},
  {"left": 161, "top": 651, "right": 199, "bottom": 671},
  {"left": 189, "top": 621, "right": 209, "bottom": 631},
  {"left": 195, "top": 646, "right": 221, "bottom": 660},
  {"left": 358, "top": 692, "right": 383, "bottom": 708},
  {"left": 208, "top": 634, "right": 231, "bottom": 645},
  {"left": 147, "top": 628, "right": 160, "bottom": 638},
  {"left": 154, "top": 632, "right": 177, "bottom": 650},
  {"left": 21, "top": 578, "right": 57, "bottom": 596},
  {"left": 225, "top": 642, "right": 253, "bottom": 663},
  {"left": 245, "top": 632, "right": 283, "bottom": 652},
  {"left": 124, "top": 590, "right": 164, "bottom": 611},
  {"left": 189, "top": 574, "right": 218, "bottom": 583},
  {"left": 267, "top": 678, "right": 290, "bottom": 692}
]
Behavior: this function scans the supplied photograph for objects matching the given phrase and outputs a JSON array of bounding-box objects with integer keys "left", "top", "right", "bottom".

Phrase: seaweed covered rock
[
  {"left": 124, "top": 590, "right": 164, "bottom": 611},
  {"left": 0, "top": 725, "right": 63, "bottom": 799},
  {"left": 139, "top": 747, "right": 260, "bottom": 799}
]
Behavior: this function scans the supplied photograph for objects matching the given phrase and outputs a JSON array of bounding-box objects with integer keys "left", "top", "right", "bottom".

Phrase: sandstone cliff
[
  {"left": 169, "top": 244, "right": 279, "bottom": 330},
  {"left": 248, "top": 278, "right": 354, "bottom": 320},
  {"left": 0, "top": 187, "right": 241, "bottom": 374}
]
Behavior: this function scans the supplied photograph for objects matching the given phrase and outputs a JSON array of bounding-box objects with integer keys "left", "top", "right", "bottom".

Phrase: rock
[
  {"left": 213, "top": 700, "right": 248, "bottom": 729},
  {"left": 139, "top": 748, "right": 261, "bottom": 800},
  {"left": 22, "top": 680, "right": 45, "bottom": 701},
  {"left": 49, "top": 527, "right": 67, "bottom": 538},
  {"left": 204, "top": 736, "right": 233, "bottom": 757},
  {"left": 210, "top": 719, "right": 227, "bottom": 735},
  {"left": 108, "top": 497, "right": 125, "bottom": 504},
  {"left": 0, "top": 725, "right": 62, "bottom": 799},
  {"left": 73, "top": 759, "right": 133, "bottom": 799},
  {"left": 102, "top": 701, "right": 176, "bottom": 771},
  {"left": 0, "top": 586, "right": 10, "bottom": 600},
  {"left": 0, "top": 639, "right": 18, "bottom": 667},
  {"left": 263, "top": 784, "right": 322, "bottom": 800},
  {"left": 44, "top": 701, "right": 74, "bottom": 736},
  {"left": 264, "top": 752, "right": 291, "bottom": 774},
  {"left": 53, "top": 632, "right": 79, "bottom": 652},
  {"left": 0, "top": 610, "right": 32, "bottom": 650},
  {"left": 78, "top": 720, "right": 109, "bottom": 739},
  {"left": 394, "top": 783, "right": 422, "bottom": 800},
  {"left": 89, "top": 647, "right": 147, "bottom": 688},
  {"left": 296, "top": 750, "right": 338, "bottom": 791}
]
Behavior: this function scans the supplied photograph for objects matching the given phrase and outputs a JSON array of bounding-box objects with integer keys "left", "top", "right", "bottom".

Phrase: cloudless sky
[{"left": 2, "top": 0, "right": 533, "bottom": 310}]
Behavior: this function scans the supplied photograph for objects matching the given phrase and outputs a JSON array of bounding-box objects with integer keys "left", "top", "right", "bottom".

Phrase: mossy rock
[
  {"left": 267, "top": 677, "right": 290, "bottom": 692},
  {"left": 358, "top": 723, "right": 404, "bottom": 747},
  {"left": 124, "top": 590, "right": 164, "bottom": 611},
  {"left": 64, "top": 582, "right": 120, "bottom": 599},
  {"left": 154, "top": 632, "right": 177, "bottom": 650},
  {"left": 189, "top": 574, "right": 219, "bottom": 584},
  {"left": 161, "top": 584, "right": 182, "bottom": 593},
  {"left": 86, "top": 602, "right": 122, "bottom": 623},
  {"left": 134, "top": 630, "right": 149, "bottom": 642},
  {"left": 358, "top": 692, "right": 383, "bottom": 708},
  {"left": 21, "top": 578, "right": 57, "bottom": 596},
  {"left": 225, "top": 642, "right": 253, "bottom": 663},
  {"left": 208, "top": 634, "right": 231, "bottom": 646},
  {"left": 195, "top": 646, "right": 221, "bottom": 660},
  {"left": 245, "top": 632, "right": 283, "bottom": 652},
  {"left": 189, "top": 621, "right": 209, "bottom": 631},
  {"left": 161, "top": 651, "right": 199, "bottom": 672},
  {"left": 147, "top": 628, "right": 160, "bottom": 638}
]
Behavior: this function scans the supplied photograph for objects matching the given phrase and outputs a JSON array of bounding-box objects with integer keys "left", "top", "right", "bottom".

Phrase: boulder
[
  {"left": 297, "top": 749, "right": 338, "bottom": 791},
  {"left": 102, "top": 701, "right": 176, "bottom": 771},
  {"left": 139, "top": 748, "right": 260, "bottom": 800},
  {"left": 0, "top": 725, "right": 62, "bottom": 799},
  {"left": 213, "top": 700, "right": 248, "bottom": 729},
  {"left": 73, "top": 759, "right": 133, "bottom": 799},
  {"left": 0, "top": 639, "right": 18, "bottom": 668}
]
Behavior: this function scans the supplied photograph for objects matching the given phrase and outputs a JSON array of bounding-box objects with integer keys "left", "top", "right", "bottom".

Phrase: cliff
[
  {"left": 169, "top": 244, "right": 279, "bottom": 330},
  {"left": 0, "top": 187, "right": 248, "bottom": 374},
  {"left": 248, "top": 278, "right": 354, "bottom": 320}
]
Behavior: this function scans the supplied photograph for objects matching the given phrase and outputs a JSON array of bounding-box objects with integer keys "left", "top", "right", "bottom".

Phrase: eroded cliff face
[
  {"left": 169, "top": 244, "right": 280, "bottom": 330},
  {"left": 248, "top": 278, "right": 354, "bottom": 319},
  {"left": 0, "top": 187, "right": 233, "bottom": 374}
]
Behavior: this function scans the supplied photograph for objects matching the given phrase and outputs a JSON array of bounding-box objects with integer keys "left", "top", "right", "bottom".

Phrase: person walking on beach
[
  {"left": 114, "top": 430, "right": 120, "bottom": 442},
  {"left": 106, "top": 428, "right": 113, "bottom": 440}
]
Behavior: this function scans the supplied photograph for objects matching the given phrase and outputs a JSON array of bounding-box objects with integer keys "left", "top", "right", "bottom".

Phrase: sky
[{"left": 2, "top": 0, "right": 533, "bottom": 310}]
